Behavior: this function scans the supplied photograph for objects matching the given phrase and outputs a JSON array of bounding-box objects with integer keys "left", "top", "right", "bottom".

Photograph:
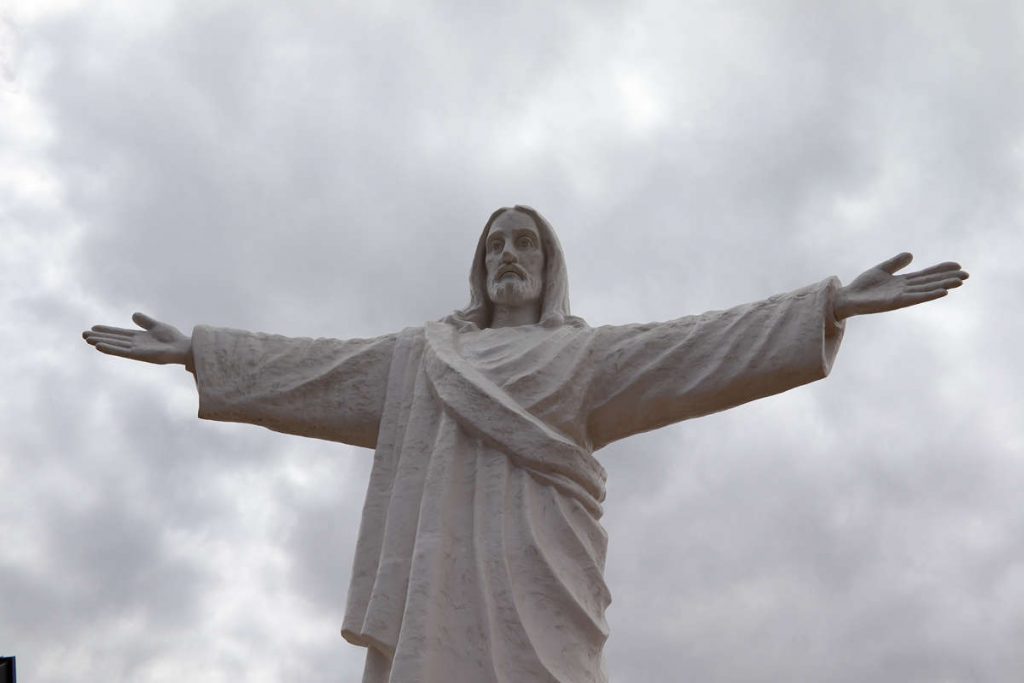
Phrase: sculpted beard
[{"left": 487, "top": 271, "right": 542, "bottom": 306}]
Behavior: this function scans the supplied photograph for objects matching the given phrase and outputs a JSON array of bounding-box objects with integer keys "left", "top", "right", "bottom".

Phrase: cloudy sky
[{"left": 2, "top": 1, "right": 1022, "bottom": 681}]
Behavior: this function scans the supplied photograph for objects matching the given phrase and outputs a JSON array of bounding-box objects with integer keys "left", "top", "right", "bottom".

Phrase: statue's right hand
[{"left": 82, "top": 312, "right": 192, "bottom": 366}]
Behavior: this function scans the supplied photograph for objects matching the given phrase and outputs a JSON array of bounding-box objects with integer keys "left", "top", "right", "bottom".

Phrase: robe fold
[{"left": 191, "top": 277, "right": 844, "bottom": 683}]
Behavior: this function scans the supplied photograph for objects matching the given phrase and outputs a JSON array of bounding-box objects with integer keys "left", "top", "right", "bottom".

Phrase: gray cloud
[{"left": 1, "top": 0, "right": 1021, "bottom": 681}]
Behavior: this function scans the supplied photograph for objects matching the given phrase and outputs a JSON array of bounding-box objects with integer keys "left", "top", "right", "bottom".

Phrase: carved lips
[{"left": 497, "top": 265, "right": 526, "bottom": 281}]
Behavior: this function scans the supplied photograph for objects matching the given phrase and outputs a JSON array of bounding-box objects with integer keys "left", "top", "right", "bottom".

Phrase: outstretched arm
[
  {"left": 834, "top": 253, "right": 968, "bottom": 320},
  {"left": 82, "top": 312, "right": 193, "bottom": 367},
  {"left": 84, "top": 315, "right": 397, "bottom": 448},
  {"left": 586, "top": 278, "right": 843, "bottom": 449}
]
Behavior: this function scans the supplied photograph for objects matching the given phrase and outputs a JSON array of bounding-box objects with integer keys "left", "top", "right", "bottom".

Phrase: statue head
[
  {"left": 484, "top": 209, "right": 546, "bottom": 310},
  {"left": 447, "top": 205, "right": 583, "bottom": 329}
]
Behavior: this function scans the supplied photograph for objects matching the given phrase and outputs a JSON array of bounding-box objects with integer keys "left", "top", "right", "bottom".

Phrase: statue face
[{"left": 485, "top": 210, "right": 545, "bottom": 308}]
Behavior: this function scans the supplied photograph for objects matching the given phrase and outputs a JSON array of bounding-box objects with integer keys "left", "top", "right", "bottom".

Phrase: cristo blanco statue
[{"left": 83, "top": 206, "right": 968, "bottom": 683}]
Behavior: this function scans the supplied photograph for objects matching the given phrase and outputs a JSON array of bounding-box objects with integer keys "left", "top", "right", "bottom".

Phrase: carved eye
[
  {"left": 517, "top": 236, "right": 534, "bottom": 249},
  {"left": 489, "top": 239, "right": 503, "bottom": 252}
]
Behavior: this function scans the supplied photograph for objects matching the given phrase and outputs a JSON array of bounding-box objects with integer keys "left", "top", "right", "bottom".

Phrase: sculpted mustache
[{"left": 496, "top": 266, "right": 528, "bottom": 279}]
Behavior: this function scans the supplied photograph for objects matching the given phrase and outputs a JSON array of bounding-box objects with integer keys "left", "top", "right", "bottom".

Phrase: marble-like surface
[{"left": 82, "top": 206, "right": 967, "bottom": 682}]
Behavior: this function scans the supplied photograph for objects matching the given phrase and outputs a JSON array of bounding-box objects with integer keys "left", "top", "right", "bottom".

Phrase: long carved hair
[{"left": 445, "top": 205, "right": 586, "bottom": 330}]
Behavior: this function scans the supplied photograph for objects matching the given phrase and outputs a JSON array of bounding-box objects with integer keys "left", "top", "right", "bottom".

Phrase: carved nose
[{"left": 501, "top": 250, "right": 517, "bottom": 263}]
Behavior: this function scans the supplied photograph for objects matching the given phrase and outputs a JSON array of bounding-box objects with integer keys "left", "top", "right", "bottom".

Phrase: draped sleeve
[
  {"left": 585, "top": 277, "right": 845, "bottom": 450},
  {"left": 190, "top": 325, "right": 397, "bottom": 449}
]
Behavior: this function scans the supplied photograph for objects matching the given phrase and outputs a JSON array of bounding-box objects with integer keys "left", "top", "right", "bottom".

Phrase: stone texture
[{"left": 82, "top": 205, "right": 968, "bottom": 683}]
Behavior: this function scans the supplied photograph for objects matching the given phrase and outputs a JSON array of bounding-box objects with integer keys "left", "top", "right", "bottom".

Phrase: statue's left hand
[{"left": 834, "top": 252, "right": 968, "bottom": 320}]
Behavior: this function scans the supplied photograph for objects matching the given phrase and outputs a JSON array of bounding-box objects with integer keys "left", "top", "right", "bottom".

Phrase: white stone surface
[{"left": 83, "top": 206, "right": 968, "bottom": 683}]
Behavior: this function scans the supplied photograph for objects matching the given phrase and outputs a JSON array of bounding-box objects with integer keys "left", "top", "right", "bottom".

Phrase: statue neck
[{"left": 489, "top": 301, "right": 542, "bottom": 328}]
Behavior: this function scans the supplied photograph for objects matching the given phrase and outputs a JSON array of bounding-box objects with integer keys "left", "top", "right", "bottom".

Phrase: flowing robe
[{"left": 191, "top": 278, "right": 844, "bottom": 683}]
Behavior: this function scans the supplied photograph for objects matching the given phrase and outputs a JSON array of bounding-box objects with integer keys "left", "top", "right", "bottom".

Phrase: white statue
[{"left": 83, "top": 206, "right": 968, "bottom": 683}]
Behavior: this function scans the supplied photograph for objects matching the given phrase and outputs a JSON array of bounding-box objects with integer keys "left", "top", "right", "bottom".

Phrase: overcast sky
[{"left": 1, "top": 1, "right": 1022, "bottom": 681}]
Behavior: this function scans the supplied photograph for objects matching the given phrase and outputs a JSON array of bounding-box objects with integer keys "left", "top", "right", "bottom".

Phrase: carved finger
[
  {"left": 905, "top": 284, "right": 956, "bottom": 295},
  {"left": 132, "top": 312, "right": 158, "bottom": 330},
  {"left": 90, "top": 325, "right": 137, "bottom": 336},
  {"left": 876, "top": 252, "right": 913, "bottom": 274},
  {"left": 83, "top": 330, "right": 125, "bottom": 339},
  {"left": 96, "top": 342, "right": 136, "bottom": 357},
  {"left": 84, "top": 332, "right": 135, "bottom": 344},
  {"left": 91, "top": 335, "right": 133, "bottom": 347},
  {"left": 907, "top": 278, "right": 964, "bottom": 293},
  {"left": 905, "top": 261, "right": 962, "bottom": 277},
  {"left": 905, "top": 270, "right": 969, "bottom": 286}
]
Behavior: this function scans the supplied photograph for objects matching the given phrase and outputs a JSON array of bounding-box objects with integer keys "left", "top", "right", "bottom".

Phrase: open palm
[
  {"left": 82, "top": 312, "right": 192, "bottom": 365},
  {"left": 835, "top": 253, "right": 968, "bottom": 320}
]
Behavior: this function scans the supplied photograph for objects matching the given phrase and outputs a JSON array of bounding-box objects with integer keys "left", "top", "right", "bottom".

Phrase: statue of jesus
[{"left": 83, "top": 206, "right": 968, "bottom": 683}]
